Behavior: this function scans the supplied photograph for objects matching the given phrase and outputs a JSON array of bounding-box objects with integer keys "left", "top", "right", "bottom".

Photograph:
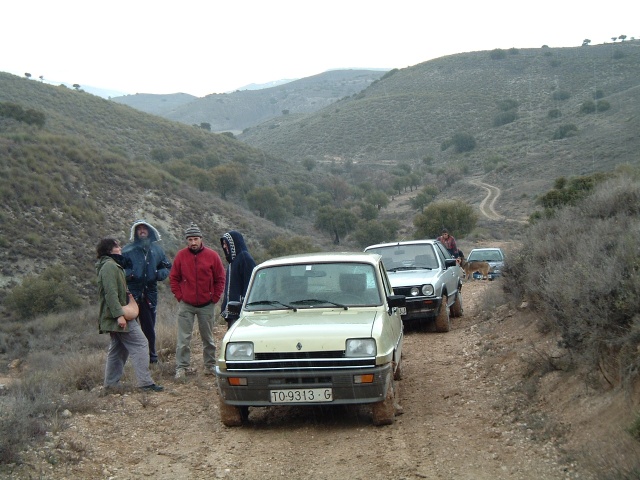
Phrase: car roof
[
  {"left": 469, "top": 247, "right": 503, "bottom": 252},
  {"left": 364, "top": 239, "right": 438, "bottom": 250},
  {"left": 258, "top": 251, "right": 381, "bottom": 268}
]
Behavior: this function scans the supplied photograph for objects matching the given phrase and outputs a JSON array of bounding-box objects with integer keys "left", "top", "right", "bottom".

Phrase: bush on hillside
[
  {"left": 552, "top": 124, "right": 578, "bottom": 140},
  {"left": 493, "top": 111, "right": 517, "bottom": 127},
  {"left": 547, "top": 109, "right": 562, "bottom": 119},
  {"left": 413, "top": 200, "right": 477, "bottom": 239},
  {"left": 4, "top": 265, "right": 83, "bottom": 319},
  {"left": 552, "top": 90, "right": 571, "bottom": 101},
  {"left": 505, "top": 175, "right": 640, "bottom": 388},
  {"left": 442, "top": 133, "right": 477, "bottom": 153},
  {"left": 490, "top": 49, "right": 506, "bottom": 60},
  {"left": 266, "top": 235, "right": 320, "bottom": 258}
]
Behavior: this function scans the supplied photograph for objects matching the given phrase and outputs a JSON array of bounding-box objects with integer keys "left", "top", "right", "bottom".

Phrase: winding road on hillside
[{"left": 468, "top": 179, "right": 504, "bottom": 221}]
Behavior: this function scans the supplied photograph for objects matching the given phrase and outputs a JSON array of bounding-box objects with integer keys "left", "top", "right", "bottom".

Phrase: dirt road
[{"left": 9, "top": 280, "right": 589, "bottom": 480}]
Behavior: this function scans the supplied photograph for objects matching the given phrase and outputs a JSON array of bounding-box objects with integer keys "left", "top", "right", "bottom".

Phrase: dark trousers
[{"left": 138, "top": 296, "right": 157, "bottom": 363}]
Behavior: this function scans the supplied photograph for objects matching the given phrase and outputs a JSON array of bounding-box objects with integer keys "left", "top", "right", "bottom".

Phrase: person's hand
[{"left": 117, "top": 315, "right": 126, "bottom": 328}]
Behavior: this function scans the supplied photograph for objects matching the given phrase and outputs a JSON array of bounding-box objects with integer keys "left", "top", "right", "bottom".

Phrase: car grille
[{"left": 226, "top": 350, "right": 376, "bottom": 371}]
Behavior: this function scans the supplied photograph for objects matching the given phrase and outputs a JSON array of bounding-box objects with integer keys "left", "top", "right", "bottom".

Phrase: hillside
[
  {"left": 240, "top": 43, "right": 640, "bottom": 218},
  {"left": 0, "top": 72, "right": 327, "bottom": 299},
  {"left": 112, "top": 69, "right": 386, "bottom": 133}
]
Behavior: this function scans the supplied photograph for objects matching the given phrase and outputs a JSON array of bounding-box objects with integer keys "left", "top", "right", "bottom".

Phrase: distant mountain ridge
[{"left": 112, "top": 69, "right": 387, "bottom": 133}]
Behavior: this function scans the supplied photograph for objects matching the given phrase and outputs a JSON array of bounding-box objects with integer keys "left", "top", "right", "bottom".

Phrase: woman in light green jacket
[{"left": 95, "top": 237, "right": 163, "bottom": 392}]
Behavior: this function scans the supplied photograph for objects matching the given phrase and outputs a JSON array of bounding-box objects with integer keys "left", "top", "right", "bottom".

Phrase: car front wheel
[
  {"left": 434, "top": 294, "right": 451, "bottom": 332},
  {"left": 372, "top": 372, "right": 395, "bottom": 426},
  {"left": 219, "top": 399, "right": 243, "bottom": 427},
  {"left": 450, "top": 287, "right": 463, "bottom": 318}
]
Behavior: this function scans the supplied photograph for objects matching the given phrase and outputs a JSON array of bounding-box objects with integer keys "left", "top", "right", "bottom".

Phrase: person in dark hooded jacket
[
  {"left": 122, "top": 220, "right": 172, "bottom": 364},
  {"left": 220, "top": 231, "right": 256, "bottom": 327}
]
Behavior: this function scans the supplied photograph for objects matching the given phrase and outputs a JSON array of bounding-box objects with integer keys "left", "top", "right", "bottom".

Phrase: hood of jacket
[
  {"left": 220, "top": 230, "right": 248, "bottom": 263},
  {"left": 129, "top": 220, "right": 161, "bottom": 242}
]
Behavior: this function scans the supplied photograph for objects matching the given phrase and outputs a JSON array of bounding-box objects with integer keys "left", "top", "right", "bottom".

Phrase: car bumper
[
  {"left": 400, "top": 296, "right": 442, "bottom": 321},
  {"left": 216, "top": 364, "right": 392, "bottom": 406}
]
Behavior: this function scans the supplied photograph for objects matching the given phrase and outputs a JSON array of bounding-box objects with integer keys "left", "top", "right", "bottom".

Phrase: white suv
[{"left": 364, "top": 240, "right": 463, "bottom": 332}]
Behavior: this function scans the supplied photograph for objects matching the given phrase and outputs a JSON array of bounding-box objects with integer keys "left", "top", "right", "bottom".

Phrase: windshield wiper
[
  {"left": 245, "top": 300, "right": 297, "bottom": 311},
  {"left": 388, "top": 266, "right": 431, "bottom": 272},
  {"left": 289, "top": 299, "right": 348, "bottom": 310}
]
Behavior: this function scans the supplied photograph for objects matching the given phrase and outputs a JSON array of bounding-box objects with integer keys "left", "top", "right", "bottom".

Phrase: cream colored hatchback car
[{"left": 215, "top": 252, "right": 405, "bottom": 427}]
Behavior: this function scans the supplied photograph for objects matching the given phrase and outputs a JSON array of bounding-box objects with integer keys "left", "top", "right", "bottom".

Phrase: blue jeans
[
  {"left": 175, "top": 302, "right": 216, "bottom": 371},
  {"left": 104, "top": 319, "right": 154, "bottom": 388}
]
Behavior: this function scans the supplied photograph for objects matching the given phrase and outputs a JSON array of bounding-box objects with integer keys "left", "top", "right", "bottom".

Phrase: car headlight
[
  {"left": 225, "top": 342, "right": 254, "bottom": 361},
  {"left": 421, "top": 284, "right": 434, "bottom": 296},
  {"left": 346, "top": 338, "right": 376, "bottom": 357}
]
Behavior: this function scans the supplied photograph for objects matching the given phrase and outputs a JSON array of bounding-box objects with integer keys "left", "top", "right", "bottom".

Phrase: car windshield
[
  {"left": 468, "top": 250, "right": 504, "bottom": 262},
  {"left": 244, "top": 262, "right": 382, "bottom": 310},
  {"left": 366, "top": 244, "right": 438, "bottom": 271}
]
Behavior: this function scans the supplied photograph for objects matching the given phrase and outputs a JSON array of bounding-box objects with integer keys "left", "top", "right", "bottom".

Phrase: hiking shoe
[
  {"left": 140, "top": 383, "right": 164, "bottom": 392},
  {"left": 175, "top": 368, "right": 186, "bottom": 379}
]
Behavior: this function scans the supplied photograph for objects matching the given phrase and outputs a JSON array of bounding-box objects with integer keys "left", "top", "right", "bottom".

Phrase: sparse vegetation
[{"left": 506, "top": 171, "right": 640, "bottom": 390}]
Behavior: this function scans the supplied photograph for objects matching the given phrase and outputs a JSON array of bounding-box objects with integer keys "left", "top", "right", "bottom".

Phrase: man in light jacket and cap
[{"left": 122, "top": 220, "right": 172, "bottom": 364}]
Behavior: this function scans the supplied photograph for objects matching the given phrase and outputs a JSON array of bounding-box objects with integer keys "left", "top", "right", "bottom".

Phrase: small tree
[
  {"left": 315, "top": 206, "right": 357, "bottom": 244},
  {"left": 582, "top": 39, "right": 591, "bottom": 46},
  {"left": 24, "top": 72, "right": 31, "bottom": 79},
  {"left": 413, "top": 200, "right": 477, "bottom": 239},
  {"left": 619, "top": 35, "right": 627, "bottom": 42}
]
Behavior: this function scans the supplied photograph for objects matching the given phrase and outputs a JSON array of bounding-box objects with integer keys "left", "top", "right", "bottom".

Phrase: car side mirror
[
  {"left": 387, "top": 294, "right": 406, "bottom": 308},
  {"left": 444, "top": 259, "right": 457, "bottom": 269},
  {"left": 227, "top": 301, "right": 242, "bottom": 315}
]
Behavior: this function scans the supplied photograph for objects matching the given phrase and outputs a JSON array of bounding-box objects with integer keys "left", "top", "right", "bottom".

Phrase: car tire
[
  {"left": 393, "top": 358, "right": 403, "bottom": 381},
  {"left": 434, "top": 294, "right": 451, "bottom": 332},
  {"left": 219, "top": 399, "right": 243, "bottom": 427},
  {"left": 372, "top": 372, "right": 395, "bottom": 426},
  {"left": 450, "top": 288, "right": 463, "bottom": 318}
]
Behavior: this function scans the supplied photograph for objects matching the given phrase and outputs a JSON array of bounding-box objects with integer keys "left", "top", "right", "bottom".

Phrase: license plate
[
  {"left": 397, "top": 307, "right": 406, "bottom": 315},
  {"left": 270, "top": 388, "right": 333, "bottom": 403}
]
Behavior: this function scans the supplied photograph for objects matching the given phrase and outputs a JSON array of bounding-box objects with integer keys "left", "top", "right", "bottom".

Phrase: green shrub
[
  {"left": 493, "top": 111, "right": 517, "bottom": 127},
  {"left": 266, "top": 235, "right": 320, "bottom": 258},
  {"left": 580, "top": 100, "right": 596, "bottom": 113},
  {"left": 593, "top": 89, "right": 605, "bottom": 100},
  {"left": 505, "top": 175, "right": 640, "bottom": 387},
  {"left": 552, "top": 90, "right": 570, "bottom": 101},
  {"left": 4, "top": 265, "right": 83, "bottom": 319},
  {"left": 450, "top": 132, "right": 477, "bottom": 153},
  {"left": 552, "top": 124, "right": 577, "bottom": 140},
  {"left": 548, "top": 109, "right": 562, "bottom": 119},
  {"left": 490, "top": 49, "right": 506, "bottom": 60},
  {"left": 597, "top": 100, "right": 611, "bottom": 112},
  {"left": 413, "top": 199, "right": 477, "bottom": 238}
]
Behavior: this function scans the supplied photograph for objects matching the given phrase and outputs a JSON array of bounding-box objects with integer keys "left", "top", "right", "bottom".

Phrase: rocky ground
[{"left": 7, "top": 278, "right": 639, "bottom": 480}]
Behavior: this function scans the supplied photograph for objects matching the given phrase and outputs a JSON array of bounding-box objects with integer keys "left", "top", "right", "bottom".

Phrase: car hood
[
  {"left": 387, "top": 269, "right": 438, "bottom": 287},
  {"left": 227, "top": 309, "right": 379, "bottom": 352}
]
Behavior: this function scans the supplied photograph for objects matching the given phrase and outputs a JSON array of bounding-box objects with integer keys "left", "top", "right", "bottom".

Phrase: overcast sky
[{"left": 2, "top": 1, "right": 637, "bottom": 97}]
